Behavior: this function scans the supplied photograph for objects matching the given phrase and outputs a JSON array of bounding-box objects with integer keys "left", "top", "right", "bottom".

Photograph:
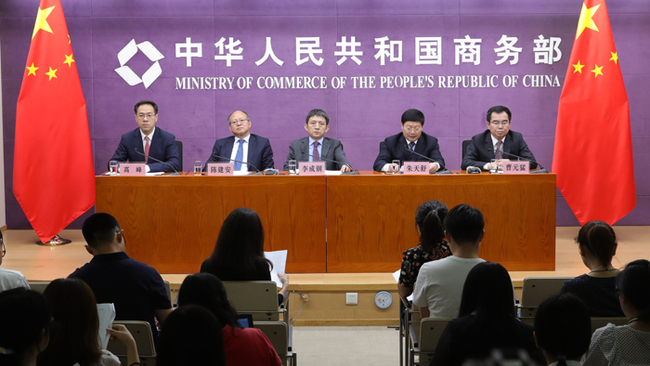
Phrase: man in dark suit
[
  {"left": 282, "top": 109, "right": 351, "bottom": 172},
  {"left": 204, "top": 110, "right": 274, "bottom": 172},
  {"left": 373, "top": 108, "right": 446, "bottom": 173},
  {"left": 110, "top": 100, "right": 180, "bottom": 173},
  {"left": 461, "top": 105, "right": 538, "bottom": 171}
]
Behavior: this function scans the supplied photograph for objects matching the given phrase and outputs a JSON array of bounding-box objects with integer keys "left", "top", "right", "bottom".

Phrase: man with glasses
[
  {"left": 109, "top": 100, "right": 180, "bottom": 172},
  {"left": 282, "top": 109, "right": 351, "bottom": 173},
  {"left": 373, "top": 108, "right": 446, "bottom": 173},
  {"left": 0, "top": 231, "right": 30, "bottom": 292},
  {"left": 204, "top": 110, "right": 274, "bottom": 172},
  {"left": 461, "top": 105, "right": 538, "bottom": 171}
]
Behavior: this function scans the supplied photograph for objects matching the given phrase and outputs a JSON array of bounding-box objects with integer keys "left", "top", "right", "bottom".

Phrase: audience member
[
  {"left": 561, "top": 221, "right": 624, "bottom": 317},
  {"left": 200, "top": 207, "right": 289, "bottom": 304},
  {"left": 69, "top": 213, "right": 172, "bottom": 345},
  {"left": 534, "top": 294, "right": 591, "bottom": 366},
  {"left": 0, "top": 288, "right": 51, "bottom": 366},
  {"left": 37, "top": 278, "right": 139, "bottom": 366},
  {"left": 156, "top": 305, "right": 227, "bottom": 366},
  {"left": 177, "top": 273, "right": 282, "bottom": 366},
  {"left": 0, "top": 231, "right": 30, "bottom": 292},
  {"left": 432, "top": 262, "right": 544, "bottom": 365},
  {"left": 413, "top": 204, "right": 485, "bottom": 318},
  {"left": 398, "top": 200, "right": 451, "bottom": 299},
  {"left": 582, "top": 259, "right": 650, "bottom": 365}
]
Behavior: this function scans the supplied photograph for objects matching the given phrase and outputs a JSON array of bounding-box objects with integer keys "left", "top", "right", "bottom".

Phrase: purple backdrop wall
[{"left": 1, "top": 0, "right": 649, "bottom": 229}]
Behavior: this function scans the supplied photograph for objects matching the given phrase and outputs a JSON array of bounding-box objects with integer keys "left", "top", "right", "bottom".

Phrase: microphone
[
  {"left": 403, "top": 144, "right": 452, "bottom": 175},
  {"left": 208, "top": 155, "right": 263, "bottom": 175},
  {"left": 307, "top": 154, "right": 358, "bottom": 175},
  {"left": 134, "top": 148, "right": 181, "bottom": 175},
  {"left": 501, "top": 151, "right": 548, "bottom": 174}
]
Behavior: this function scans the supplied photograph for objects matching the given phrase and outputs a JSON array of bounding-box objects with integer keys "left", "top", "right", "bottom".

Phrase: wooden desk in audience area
[{"left": 96, "top": 172, "right": 556, "bottom": 274}]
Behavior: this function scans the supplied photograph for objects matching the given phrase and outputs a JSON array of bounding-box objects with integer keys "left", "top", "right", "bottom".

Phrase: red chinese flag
[
  {"left": 14, "top": 0, "right": 95, "bottom": 242},
  {"left": 553, "top": 0, "right": 635, "bottom": 225}
]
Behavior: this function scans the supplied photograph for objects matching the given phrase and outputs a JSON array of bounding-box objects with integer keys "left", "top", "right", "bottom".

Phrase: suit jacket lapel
[
  {"left": 300, "top": 137, "right": 309, "bottom": 161},
  {"left": 484, "top": 133, "right": 495, "bottom": 159},
  {"left": 149, "top": 128, "right": 162, "bottom": 157},
  {"left": 223, "top": 137, "right": 235, "bottom": 162},
  {"left": 399, "top": 134, "right": 411, "bottom": 161},
  {"left": 321, "top": 138, "right": 330, "bottom": 160},
  {"left": 503, "top": 132, "right": 513, "bottom": 158},
  {"left": 247, "top": 135, "right": 256, "bottom": 164}
]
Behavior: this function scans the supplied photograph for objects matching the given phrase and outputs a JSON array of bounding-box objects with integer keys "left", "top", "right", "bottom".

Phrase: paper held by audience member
[
  {"left": 393, "top": 269, "right": 413, "bottom": 301},
  {"left": 97, "top": 303, "right": 116, "bottom": 349},
  {"left": 265, "top": 250, "right": 288, "bottom": 288}
]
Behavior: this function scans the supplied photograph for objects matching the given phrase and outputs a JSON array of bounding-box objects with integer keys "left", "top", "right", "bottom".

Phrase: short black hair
[
  {"left": 134, "top": 100, "right": 158, "bottom": 114},
  {"left": 401, "top": 109, "right": 425, "bottom": 125},
  {"left": 617, "top": 259, "right": 650, "bottom": 321},
  {"left": 486, "top": 106, "right": 511, "bottom": 122},
  {"left": 81, "top": 213, "right": 120, "bottom": 249},
  {"left": 306, "top": 109, "right": 329, "bottom": 125},
  {"left": 444, "top": 204, "right": 484, "bottom": 245},
  {"left": 576, "top": 221, "right": 617, "bottom": 268}
]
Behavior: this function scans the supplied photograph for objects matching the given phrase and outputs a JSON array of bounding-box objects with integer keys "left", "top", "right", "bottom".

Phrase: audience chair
[
  {"left": 163, "top": 280, "right": 172, "bottom": 307},
  {"left": 107, "top": 320, "right": 156, "bottom": 366},
  {"left": 27, "top": 281, "right": 49, "bottom": 294},
  {"left": 256, "top": 320, "right": 297, "bottom": 366},
  {"left": 517, "top": 276, "right": 573, "bottom": 325},
  {"left": 409, "top": 317, "right": 452, "bottom": 366},
  {"left": 590, "top": 317, "right": 628, "bottom": 334},
  {"left": 222, "top": 281, "right": 287, "bottom": 322}
]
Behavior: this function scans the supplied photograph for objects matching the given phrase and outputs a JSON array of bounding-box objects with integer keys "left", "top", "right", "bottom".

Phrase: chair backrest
[
  {"left": 590, "top": 317, "right": 628, "bottom": 334},
  {"left": 418, "top": 318, "right": 452, "bottom": 353},
  {"left": 163, "top": 280, "right": 172, "bottom": 306},
  {"left": 222, "top": 281, "right": 280, "bottom": 321},
  {"left": 175, "top": 140, "right": 183, "bottom": 171},
  {"left": 462, "top": 140, "right": 472, "bottom": 159},
  {"left": 28, "top": 281, "right": 49, "bottom": 294},
  {"left": 255, "top": 321, "right": 289, "bottom": 364},
  {"left": 107, "top": 320, "right": 156, "bottom": 366},
  {"left": 518, "top": 277, "right": 573, "bottom": 324}
]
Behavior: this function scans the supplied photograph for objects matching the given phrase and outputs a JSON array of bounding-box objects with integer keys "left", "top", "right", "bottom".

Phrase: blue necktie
[
  {"left": 234, "top": 139, "right": 244, "bottom": 170},
  {"left": 409, "top": 141, "right": 415, "bottom": 155}
]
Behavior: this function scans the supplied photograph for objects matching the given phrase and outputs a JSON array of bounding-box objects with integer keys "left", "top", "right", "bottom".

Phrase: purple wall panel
[{"left": 2, "top": 0, "right": 648, "bottom": 230}]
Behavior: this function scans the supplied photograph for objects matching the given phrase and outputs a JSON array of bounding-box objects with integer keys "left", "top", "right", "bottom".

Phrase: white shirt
[
  {"left": 139, "top": 127, "right": 155, "bottom": 173},
  {"left": 230, "top": 134, "right": 251, "bottom": 172},
  {"left": 582, "top": 323, "right": 650, "bottom": 366},
  {"left": 412, "top": 255, "right": 485, "bottom": 318},
  {"left": 308, "top": 137, "right": 324, "bottom": 162},
  {"left": 0, "top": 266, "right": 30, "bottom": 292}
]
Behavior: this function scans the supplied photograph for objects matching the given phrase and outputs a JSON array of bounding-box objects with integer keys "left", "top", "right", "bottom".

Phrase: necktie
[
  {"left": 409, "top": 141, "right": 415, "bottom": 155},
  {"left": 495, "top": 140, "right": 503, "bottom": 160},
  {"left": 144, "top": 136, "right": 150, "bottom": 163},
  {"left": 234, "top": 139, "right": 244, "bottom": 170},
  {"left": 313, "top": 141, "right": 320, "bottom": 160}
]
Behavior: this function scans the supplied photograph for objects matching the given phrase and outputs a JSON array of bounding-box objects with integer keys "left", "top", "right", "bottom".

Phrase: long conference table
[{"left": 95, "top": 172, "right": 556, "bottom": 274}]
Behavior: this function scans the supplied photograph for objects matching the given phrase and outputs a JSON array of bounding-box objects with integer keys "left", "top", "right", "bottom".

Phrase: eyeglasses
[
  {"left": 137, "top": 113, "right": 156, "bottom": 119},
  {"left": 490, "top": 121, "right": 510, "bottom": 126},
  {"left": 308, "top": 121, "right": 327, "bottom": 127},
  {"left": 230, "top": 118, "right": 249, "bottom": 125},
  {"left": 403, "top": 125, "right": 422, "bottom": 132}
]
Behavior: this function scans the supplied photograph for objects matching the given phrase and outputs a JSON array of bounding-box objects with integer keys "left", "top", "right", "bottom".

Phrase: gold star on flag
[
  {"left": 64, "top": 54, "right": 75, "bottom": 67},
  {"left": 591, "top": 64, "right": 603, "bottom": 78},
  {"left": 573, "top": 60, "right": 585, "bottom": 73},
  {"left": 576, "top": 3, "right": 600, "bottom": 40},
  {"left": 609, "top": 51, "right": 618, "bottom": 64},
  {"left": 26, "top": 63, "right": 39, "bottom": 76},
  {"left": 45, "top": 67, "right": 58, "bottom": 81},
  {"left": 32, "top": 6, "right": 56, "bottom": 39}
]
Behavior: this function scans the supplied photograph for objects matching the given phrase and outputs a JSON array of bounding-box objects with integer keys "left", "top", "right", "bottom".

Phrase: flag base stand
[{"left": 36, "top": 234, "right": 72, "bottom": 246}]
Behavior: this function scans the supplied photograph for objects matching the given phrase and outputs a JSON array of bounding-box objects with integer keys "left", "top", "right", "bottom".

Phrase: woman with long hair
[
  {"left": 432, "top": 262, "right": 543, "bottom": 365},
  {"left": 201, "top": 207, "right": 288, "bottom": 303},
  {"left": 561, "top": 221, "right": 623, "bottom": 317},
  {"left": 583, "top": 259, "right": 650, "bottom": 365},
  {"left": 398, "top": 200, "right": 451, "bottom": 299},
  {"left": 0, "top": 288, "right": 51, "bottom": 366},
  {"left": 178, "top": 273, "right": 281, "bottom": 366},
  {"left": 37, "top": 278, "right": 139, "bottom": 366}
]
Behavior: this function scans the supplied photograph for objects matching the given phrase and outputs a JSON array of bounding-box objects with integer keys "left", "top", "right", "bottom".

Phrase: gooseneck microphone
[
  {"left": 306, "top": 154, "right": 358, "bottom": 175},
  {"left": 134, "top": 148, "right": 181, "bottom": 175},
  {"left": 403, "top": 144, "right": 452, "bottom": 175},
  {"left": 501, "top": 151, "right": 548, "bottom": 174},
  {"left": 209, "top": 155, "right": 263, "bottom": 175}
]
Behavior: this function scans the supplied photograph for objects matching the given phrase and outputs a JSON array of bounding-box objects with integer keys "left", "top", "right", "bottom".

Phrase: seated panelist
[
  {"left": 282, "top": 109, "right": 351, "bottom": 173},
  {"left": 373, "top": 108, "right": 446, "bottom": 173},
  {"left": 204, "top": 110, "right": 274, "bottom": 172},
  {"left": 109, "top": 100, "right": 180, "bottom": 173},
  {"left": 461, "top": 105, "right": 538, "bottom": 171}
]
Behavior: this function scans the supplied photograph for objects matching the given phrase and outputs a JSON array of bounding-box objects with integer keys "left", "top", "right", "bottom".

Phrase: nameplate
[
  {"left": 503, "top": 160, "right": 530, "bottom": 174},
  {"left": 120, "top": 163, "right": 146, "bottom": 176},
  {"left": 403, "top": 162, "right": 429, "bottom": 175},
  {"left": 207, "top": 163, "right": 234, "bottom": 176},
  {"left": 299, "top": 162, "right": 326, "bottom": 175}
]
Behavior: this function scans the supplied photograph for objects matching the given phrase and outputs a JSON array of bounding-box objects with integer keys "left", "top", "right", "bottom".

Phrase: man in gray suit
[{"left": 283, "top": 109, "right": 351, "bottom": 172}]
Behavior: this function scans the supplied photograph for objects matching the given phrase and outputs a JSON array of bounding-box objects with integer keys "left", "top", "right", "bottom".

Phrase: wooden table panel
[
  {"left": 96, "top": 175, "right": 327, "bottom": 273},
  {"left": 326, "top": 173, "right": 556, "bottom": 272}
]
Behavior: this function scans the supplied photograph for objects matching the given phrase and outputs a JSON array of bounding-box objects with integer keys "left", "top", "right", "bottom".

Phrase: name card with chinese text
[
  {"left": 299, "top": 162, "right": 326, "bottom": 175},
  {"left": 503, "top": 160, "right": 530, "bottom": 174},
  {"left": 403, "top": 162, "right": 429, "bottom": 175},
  {"left": 207, "top": 163, "right": 234, "bottom": 176},
  {"left": 120, "top": 163, "right": 146, "bottom": 176}
]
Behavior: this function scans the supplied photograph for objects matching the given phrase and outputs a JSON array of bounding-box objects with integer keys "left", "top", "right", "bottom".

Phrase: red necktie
[{"left": 144, "top": 136, "right": 150, "bottom": 163}]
